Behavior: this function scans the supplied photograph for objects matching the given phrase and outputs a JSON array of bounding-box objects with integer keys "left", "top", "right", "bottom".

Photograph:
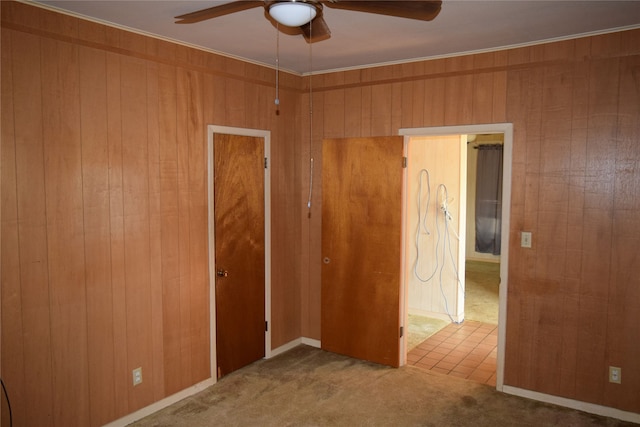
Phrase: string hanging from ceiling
[
  {"left": 274, "top": 23, "right": 280, "bottom": 115},
  {"left": 307, "top": 13, "right": 314, "bottom": 218}
]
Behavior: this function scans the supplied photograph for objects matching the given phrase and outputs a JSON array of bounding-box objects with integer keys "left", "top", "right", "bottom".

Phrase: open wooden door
[
  {"left": 321, "top": 136, "right": 404, "bottom": 367},
  {"left": 213, "top": 133, "right": 265, "bottom": 378}
]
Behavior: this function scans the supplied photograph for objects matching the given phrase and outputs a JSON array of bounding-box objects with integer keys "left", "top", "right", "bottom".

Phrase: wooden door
[
  {"left": 214, "top": 133, "right": 265, "bottom": 378},
  {"left": 321, "top": 136, "right": 404, "bottom": 367}
]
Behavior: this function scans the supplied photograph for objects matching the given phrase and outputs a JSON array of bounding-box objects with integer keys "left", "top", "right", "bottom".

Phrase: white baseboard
[
  {"left": 408, "top": 308, "right": 457, "bottom": 323},
  {"left": 301, "top": 337, "right": 321, "bottom": 348},
  {"left": 103, "top": 377, "right": 216, "bottom": 427},
  {"left": 268, "top": 337, "right": 321, "bottom": 359},
  {"left": 502, "top": 385, "right": 640, "bottom": 424},
  {"left": 268, "top": 338, "right": 303, "bottom": 358}
]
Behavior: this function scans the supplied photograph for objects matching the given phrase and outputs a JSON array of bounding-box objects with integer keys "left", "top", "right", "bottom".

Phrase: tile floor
[{"left": 407, "top": 320, "right": 498, "bottom": 386}]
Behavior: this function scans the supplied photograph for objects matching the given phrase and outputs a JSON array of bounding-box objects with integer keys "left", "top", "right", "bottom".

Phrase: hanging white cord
[
  {"left": 414, "top": 169, "right": 437, "bottom": 282},
  {"left": 436, "top": 184, "right": 464, "bottom": 323},
  {"left": 307, "top": 159, "right": 314, "bottom": 209},
  {"left": 275, "top": 24, "right": 280, "bottom": 108},
  {"left": 306, "top": 13, "right": 314, "bottom": 216}
]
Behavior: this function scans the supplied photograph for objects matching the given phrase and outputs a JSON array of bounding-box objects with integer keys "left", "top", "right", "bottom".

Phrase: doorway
[
  {"left": 207, "top": 125, "right": 272, "bottom": 380},
  {"left": 399, "top": 124, "right": 512, "bottom": 391},
  {"left": 464, "top": 134, "right": 503, "bottom": 326}
]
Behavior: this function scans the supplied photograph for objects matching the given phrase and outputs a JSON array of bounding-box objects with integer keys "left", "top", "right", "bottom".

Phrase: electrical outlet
[
  {"left": 521, "top": 231, "right": 532, "bottom": 248},
  {"left": 132, "top": 367, "right": 143, "bottom": 386},
  {"left": 609, "top": 366, "right": 621, "bottom": 384}
]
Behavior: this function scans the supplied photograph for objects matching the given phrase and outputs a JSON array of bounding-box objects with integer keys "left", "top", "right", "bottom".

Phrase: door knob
[{"left": 216, "top": 269, "right": 229, "bottom": 277}]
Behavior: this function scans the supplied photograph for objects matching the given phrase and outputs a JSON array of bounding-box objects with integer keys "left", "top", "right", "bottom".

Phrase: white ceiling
[{"left": 34, "top": 0, "right": 640, "bottom": 75}]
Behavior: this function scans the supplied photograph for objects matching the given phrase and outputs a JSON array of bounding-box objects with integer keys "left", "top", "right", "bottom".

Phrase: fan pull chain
[
  {"left": 307, "top": 12, "right": 314, "bottom": 218},
  {"left": 275, "top": 23, "right": 280, "bottom": 113}
]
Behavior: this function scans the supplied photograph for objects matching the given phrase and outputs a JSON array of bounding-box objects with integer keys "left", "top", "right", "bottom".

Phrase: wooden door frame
[
  {"left": 399, "top": 123, "right": 513, "bottom": 392},
  {"left": 207, "top": 125, "right": 272, "bottom": 383}
]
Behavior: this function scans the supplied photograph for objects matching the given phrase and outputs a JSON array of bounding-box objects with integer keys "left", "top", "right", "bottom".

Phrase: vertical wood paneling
[
  {"left": 360, "top": 81, "right": 372, "bottom": 137},
  {"left": 272, "top": 83, "right": 301, "bottom": 348},
  {"left": 79, "top": 45, "right": 117, "bottom": 426},
  {"left": 40, "top": 37, "right": 90, "bottom": 426},
  {"left": 423, "top": 76, "right": 445, "bottom": 126},
  {"left": 120, "top": 56, "right": 154, "bottom": 410},
  {"left": 301, "top": 82, "right": 323, "bottom": 341},
  {"left": 391, "top": 80, "right": 403, "bottom": 133},
  {"left": 3, "top": 2, "right": 640, "bottom": 423},
  {"left": 472, "top": 53, "right": 495, "bottom": 124},
  {"left": 444, "top": 57, "right": 474, "bottom": 125},
  {"left": 12, "top": 31, "right": 56, "bottom": 427},
  {"left": 158, "top": 63, "right": 182, "bottom": 395},
  {"left": 146, "top": 61, "right": 165, "bottom": 401},
  {"left": 603, "top": 55, "right": 640, "bottom": 409},
  {"left": 558, "top": 55, "right": 589, "bottom": 398},
  {"left": 371, "top": 83, "right": 392, "bottom": 136},
  {"left": 106, "top": 51, "right": 130, "bottom": 418},
  {"left": 575, "top": 56, "right": 620, "bottom": 404},
  {"left": 324, "top": 89, "right": 345, "bottom": 137},
  {"left": 176, "top": 67, "right": 193, "bottom": 389},
  {"left": 492, "top": 71, "right": 508, "bottom": 123},
  {"left": 225, "top": 62, "right": 246, "bottom": 126},
  {"left": 344, "top": 87, "right": 362, "bottom": 137},
  {"left": 411, "top": 65, "right": 425, "bottom": 127},
  {"left": 1, "top": 28, "right": 27, "bottom": 427},
  {"left": 3, "top": 3, "right": 297, "bottom": 424},
  {"left": 186, "top": 69, "right": 209, "bottom": 383}
]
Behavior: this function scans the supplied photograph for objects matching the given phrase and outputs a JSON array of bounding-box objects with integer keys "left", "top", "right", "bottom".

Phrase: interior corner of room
[{"left": 2, "top": 1, "right": 640, "bottom": 426}]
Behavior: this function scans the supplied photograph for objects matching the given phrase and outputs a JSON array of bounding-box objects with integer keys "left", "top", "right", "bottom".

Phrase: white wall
[{"left": 405, "top": 135, "right": 466, "bottom": 322}]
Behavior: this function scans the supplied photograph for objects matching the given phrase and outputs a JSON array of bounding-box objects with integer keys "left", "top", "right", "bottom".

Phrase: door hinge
[
  {"left": 402, "top": 157, "right": 407, "bottom": 168},
  {"left": 264, "top": 157, "right": 268, "bottom": 169},
  {"left": 400, "top": 326, "right": 404, "bottom": 338},
  {"left": 265, "top": 321, "right": 268, "bottom": 332}
]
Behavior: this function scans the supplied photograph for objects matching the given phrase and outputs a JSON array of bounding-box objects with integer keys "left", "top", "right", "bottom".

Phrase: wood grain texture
[
  {"left": 1, "top": 27, "right": 27, "bottom": 427},
  {"left": 146, "top": 60, "right": 166, "bottom": 402},
  {"left": 175, "top": 66, "right": 194, "bottom": 391},
  {"left": 158, "top": 62, "right": 183, "bottom": 396},
  {"left": 214, "top": 134, "right": 265, "bottom": 377},
  {"left": 322, "top": 136, "right": 403, "bottom": 367},
  {"left": 79, "top": 45, "right": 117, "bottom": 426},
  {"left": 106, "top": 50, "right": 131, "bottom": 418},
  {"left": 11, "top": 32, "right": 56, "bottom": 427},
  {"left": 41, "top": 36, "right": 91, "bottom": 426},
  {"left": 120, "top": 55, "right": 154, "bottom": 411},
  {"left": 3, "top": 3, "right": 302, "bottom": 423},
  {"left": 308, "top": 26, "right": 640, "bottom": 415},
  {"left": 3, "top": 1, "right": 640, "bottom": 423}
]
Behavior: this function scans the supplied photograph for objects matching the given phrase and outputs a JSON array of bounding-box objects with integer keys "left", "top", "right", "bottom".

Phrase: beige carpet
[
  {"left": 464, "top": 260, "right": 500, "bottom": 324},
  {"left": 407, "top": 314, "right": 449, "bottom": 351},
  {"left": 129, "top": 345, "right": 633, "bottom": 427}
]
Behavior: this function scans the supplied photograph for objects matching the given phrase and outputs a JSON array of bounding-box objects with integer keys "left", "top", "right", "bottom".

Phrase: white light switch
[{"left": 521, "top": 231, "right": 532, "bottom": 248}]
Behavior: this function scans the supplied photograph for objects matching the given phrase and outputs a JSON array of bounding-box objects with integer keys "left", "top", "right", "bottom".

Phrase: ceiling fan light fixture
[{"left": 269, "top": 1, "right": 317, "bottom": 27}]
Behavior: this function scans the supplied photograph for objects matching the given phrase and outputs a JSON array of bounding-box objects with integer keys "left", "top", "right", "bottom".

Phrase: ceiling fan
[{"left": 175, "top": 1, "right": 443, "bottom": 43}]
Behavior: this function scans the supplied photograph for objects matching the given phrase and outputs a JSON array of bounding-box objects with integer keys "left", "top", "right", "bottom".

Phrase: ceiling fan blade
[
  {"left": 322, "top": 1, "right": 442, "bottom": 21},
  {"left": 300, "top": 15, "right": 331, "bottom": 43},
  {"left": 175, "top": 1, "right": 264, "bottom": 24}
]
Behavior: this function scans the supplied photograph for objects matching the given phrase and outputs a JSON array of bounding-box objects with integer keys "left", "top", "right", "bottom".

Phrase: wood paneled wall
[
  {"left": 2, "top": 1, "right": 639, "bottom": 425},
  {"left": 299, "top": 30, "right": 640, "bottom": 414},
  {"left": 1, "top": 2, "right": 301, "bottom": 426}
]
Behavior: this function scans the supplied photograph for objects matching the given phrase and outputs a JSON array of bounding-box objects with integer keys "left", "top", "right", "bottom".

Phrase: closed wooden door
[
  {"left": 214, "top": 133, "right": 265, "bottom": 378},
  {"left": 321, "top": 136, "right": 404, "bottom": 367}
]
